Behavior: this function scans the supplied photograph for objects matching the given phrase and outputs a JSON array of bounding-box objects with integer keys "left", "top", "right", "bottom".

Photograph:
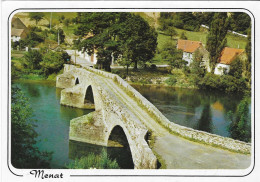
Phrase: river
[{"left": 12, "top": 81, "right": 251, "bottom": 169}]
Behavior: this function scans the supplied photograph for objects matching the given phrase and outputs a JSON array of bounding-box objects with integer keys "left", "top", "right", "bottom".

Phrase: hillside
[{"left": 13, "top": 12, "right": 248, "bottom": 55}]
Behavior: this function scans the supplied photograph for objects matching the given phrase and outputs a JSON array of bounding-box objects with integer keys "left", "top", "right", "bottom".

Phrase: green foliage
[
  {"left": 206, "top": 13, "right": 229, "bottom": 72},
  {"left": 245, "top": 27, "right": 251, "bottom": 81},
  {"left": 161, "top": 42, "right": 185, "bottom": 68},
  {"left": 29, "top": 12, "right": 44, "bottom": 25},
  {"left": 230, "top": 12, "right": 251, "bottom": 34},
  {"left": 66, "top": 149, "right": 119, "bottom": 169},
  {"left": 11, "top": 87, "right": 52, "bottom": 168},
  {"left": 24, "top": 31, "right": 44, "bottom": 47},
  {"left": 159, "top": 12, "right": 200, "bottom": 32},
  {"left": 40, "top": 51, "right": 67, "bottom": 76},
  {"left": 165, "top": 26, "right": 177, "bottom": 40},
  {"left": 55, "top": 28, "right": 65, "bottom": 44},
  {"left": 165, "top": 76, "right": 177, "bottom": 86},
  {"left": 180, "top": 32, "right": 188, "bottom": 40},
  {"left": 198, "top": 72, "right": 247, "bottom": 93},
  {"left": 24, "top": 49, "right": 43, "bottom": 69},
  {"left": 228, "top": 97, "right": 251, "bottom": 142},
  {"left": 190, "top": 49, "right": 205, "bottom": 77},
  {"left": 75, "top": 12, "right": 157, "bottom": 71},
  {"left": 64, "top": 18, "right": 70, "bottom": 29},
  {"left": 229, "top": 57, "right": 243, "bottom": 78}
]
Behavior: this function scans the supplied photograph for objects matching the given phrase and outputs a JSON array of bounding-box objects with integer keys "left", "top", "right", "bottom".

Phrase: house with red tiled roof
[
  {"left": 214, "top": 47, "right": 245, "bottom": 75},
  {"left": 177, "top": 39, "right": 203, "bottom": 65}
]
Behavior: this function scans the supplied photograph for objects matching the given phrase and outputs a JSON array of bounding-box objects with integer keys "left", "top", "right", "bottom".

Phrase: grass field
[{"left": 157, "top": 28, "right": 247, "bottom": 51}]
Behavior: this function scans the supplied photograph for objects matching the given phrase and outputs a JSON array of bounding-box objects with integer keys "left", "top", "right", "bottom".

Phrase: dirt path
[{"left": 93, "top": 72, "right": 251, "bottom": 169}]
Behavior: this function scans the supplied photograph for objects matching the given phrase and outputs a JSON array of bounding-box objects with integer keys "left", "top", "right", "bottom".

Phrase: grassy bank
[{"left": 111, "top": 67, "right": 198, "bottom": 89}]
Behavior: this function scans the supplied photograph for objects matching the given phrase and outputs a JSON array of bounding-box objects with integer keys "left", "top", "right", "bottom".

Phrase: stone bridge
[{"left": 56, "top": 64, "right": 251, "bottom": 169}]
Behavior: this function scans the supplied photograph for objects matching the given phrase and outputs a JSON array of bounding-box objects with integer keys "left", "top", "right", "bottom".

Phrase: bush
[
  {"left": 198, "top": 73, "right": 248, "bottom": 93},
  {"left": 11, "top": 87, "right": 52, "bottom": 168},
  {"left": 24, "top": 49, "right": 43, "bottom": 69},
  {"left": 40, "top": 51, "right": 67, "bottom": 76},
  {"left": 165, "top": 76, "right": 177, "bottom": 86},
  {"left": 228, "top": 97, "right": 251, "bottom": 142},
  {"left": 66, "top": 149, "right": 119, "bottom": 169}
]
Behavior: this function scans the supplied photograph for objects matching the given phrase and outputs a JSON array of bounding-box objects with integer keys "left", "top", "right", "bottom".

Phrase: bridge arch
[
  {"left": 84, "top": 85, "right": 95, "bottom": 109},
  {"left": 75, "top": 77, "right": 79, "bottom": 85},
  {"left": 107, "top": 125, "right": 134, "bottom": 169}
]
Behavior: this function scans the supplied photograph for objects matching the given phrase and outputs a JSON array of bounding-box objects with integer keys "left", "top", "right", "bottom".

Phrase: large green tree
[
  {"left": 40, "top": 51, "right": 68, "bottom": 76},
  {"left": 74, "top": 12, "right": 157, "bottom": 71},
  {"left": 206, "top": 13, "right": 229, "bottom": 73},
  {"left": 24, "top": 49, "right": 42, "bottom": 69},
  {"left": 29, "top": 12, "right": 44, "bottom": 25},
  {"left": 230, "top": 12, "right": 251, "bottom": 34},
  {"left": 11, "top": 87, "right": 52, "bottom": 168},
  {"left": 245, "top": 27, "right": 251, "bottom": 82}
]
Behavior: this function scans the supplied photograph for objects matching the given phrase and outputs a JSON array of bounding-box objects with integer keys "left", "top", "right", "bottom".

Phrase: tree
[
  {"left": 29, "top": 12, "right": 44, "bottom": 25},
  {"left": 229, "top": 57, "right": 243, "bottom": 79},
  {"left": 24, "top": 49, "right": 43, "bottom": 69},
  {"left": 245, "top": 27, "right": 251, "bottom": 81},
  {"left": 190, "top": 49, "right": 204, "bottom": 77},
  {"left": 55, "top": 28, "right": 65, "bottom": 44},
  {"left": 161, "top": 42, "right": 185, "bottom": 68},
  {"left": 74, "top": 13, "right": 157, "bottom": 71},
  {"left": 59, "top": 15, "right": 65, "bottom": 23},
  {"left": 120, "top": 14, "right": 158, "bottom": 70},
  {"left": 206, "top": 13, "right": 229, "bottom": 73},
  {"left": 180, "top": 32, "right": 188, "bottom": 40},
  {"left": 230, "top": 12, "right": 251, "bottom": 34},
  {"left": 11, "top": 87, "right": 52, "bottom": 168},
  {"left": 40, "top": 51, "right": 67, "bottom": 75},
  {"left": 64, "top": 18, "right": 70, "bottom": 29},
  {"left": 228, "top": 97, "right": 251, "bottom": 142},
  {"left": 165, "top": 26, "right": 177, "bottom": 40}
]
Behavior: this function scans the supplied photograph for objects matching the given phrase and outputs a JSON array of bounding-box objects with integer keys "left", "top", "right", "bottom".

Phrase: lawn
[{"left": 157, "top": 28, "right": 248, "bottom": 51}]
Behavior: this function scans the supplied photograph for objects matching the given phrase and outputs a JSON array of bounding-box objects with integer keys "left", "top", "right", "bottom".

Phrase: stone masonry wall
[{"left": 63, "top": 64, "right": 252, "bottom": 154}]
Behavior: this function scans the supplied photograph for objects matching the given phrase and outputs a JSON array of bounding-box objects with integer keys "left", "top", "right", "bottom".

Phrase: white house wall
[
  {"left": 11, "top": 36, "right": 21, "bottom": 42},
  {"left": 214, "top": 63, "right": 230, "bottom": 75},
  {"left": 182, "top": 52, "right": 193, "bottom": 65}
]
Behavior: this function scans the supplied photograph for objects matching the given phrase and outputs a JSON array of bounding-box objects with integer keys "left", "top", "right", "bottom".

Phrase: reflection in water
[
  {"left": 197, "top": 103, "right": 212, "bottom": 133},
  {"left": 132, "top": 85, "right": 250, "bottom": 138}
]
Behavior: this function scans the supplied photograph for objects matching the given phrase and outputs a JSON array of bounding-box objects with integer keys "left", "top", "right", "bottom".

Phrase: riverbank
[{"left": 112, "top": 67, "right": 198, "bottom": 89}]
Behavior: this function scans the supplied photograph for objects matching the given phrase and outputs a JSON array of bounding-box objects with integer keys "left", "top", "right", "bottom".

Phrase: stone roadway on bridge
[{"left": 93, "top": 72, "right": 251, "bottom": 169}]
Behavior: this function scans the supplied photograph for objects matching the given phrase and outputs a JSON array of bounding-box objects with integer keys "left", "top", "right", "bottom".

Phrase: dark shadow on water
[{"left": 69, "top": 140, "right": 134, "bottom": 169}]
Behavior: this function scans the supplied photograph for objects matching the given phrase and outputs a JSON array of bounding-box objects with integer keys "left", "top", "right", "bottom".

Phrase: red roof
[
  {"left": 177, "top": 39, "right": 202, "bottom": 53},
  {"left": 219, "top": 47, "right": 244, "bottom": 65}
]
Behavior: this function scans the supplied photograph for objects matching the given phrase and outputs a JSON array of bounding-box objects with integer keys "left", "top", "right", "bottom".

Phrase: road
[{"left": 65, "top": 50, "right": 94, "bottom": 67}]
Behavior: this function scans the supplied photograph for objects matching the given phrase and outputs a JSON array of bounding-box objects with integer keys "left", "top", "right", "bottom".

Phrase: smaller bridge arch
[
  {"left": 84, "top": 85, "right": 95, "bottom": 108},
  {"left": 75, "top": 77, "right": 79, "bottom": 85},
  {"left": 107, "top": 125, "right": 134, "bottom": 169}
]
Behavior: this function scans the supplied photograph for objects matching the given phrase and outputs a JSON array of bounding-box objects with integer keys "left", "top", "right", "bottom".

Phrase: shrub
[
  {"left": 228, "top": 97, "right": 251, "bottom": 142},
  {"left": 11, "top": 87, "right": 52, "bottom": 168},
  {"left": 24, "top": 49, "right": 43, "bottom": 69},
  {"left": 40, "top": 51, "right": 67, "bottom": 76},
  {"left": 165, "top": 76, "right": 177, "bottom": 86},
  {"left": 66, "top": 149, "right": 119, "bottom": 169}
]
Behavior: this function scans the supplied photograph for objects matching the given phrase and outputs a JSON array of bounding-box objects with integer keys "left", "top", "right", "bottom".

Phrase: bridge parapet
[{"left": 68, "top": 64, "right": 251, "bottom": 154}]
